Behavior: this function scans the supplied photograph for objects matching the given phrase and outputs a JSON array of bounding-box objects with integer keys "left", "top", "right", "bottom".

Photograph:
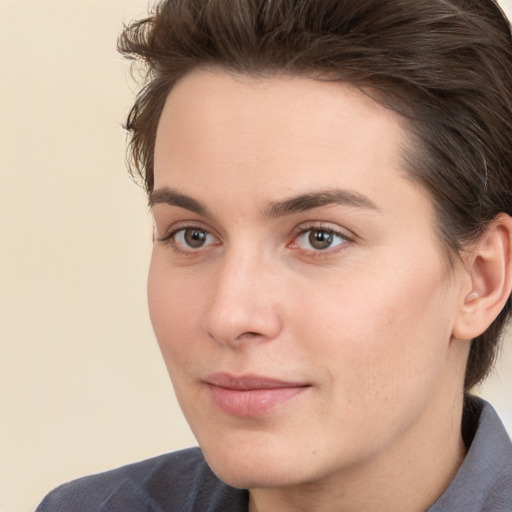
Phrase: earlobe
[{"left": 452, "top": 213, "right": 512, "bottom": 341}]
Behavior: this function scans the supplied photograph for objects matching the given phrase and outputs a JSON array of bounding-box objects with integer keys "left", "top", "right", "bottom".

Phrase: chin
[
  {"left": 199, "top": 437, "right": 324, "bottom": 490},
  {"left": 206, "top": 457, "right": 306, "bottom": 489}
]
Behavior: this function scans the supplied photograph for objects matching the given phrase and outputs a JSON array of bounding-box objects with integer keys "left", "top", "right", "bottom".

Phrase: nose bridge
[{"left": 205, "top": 240, "right": 281, "bottom": 346}]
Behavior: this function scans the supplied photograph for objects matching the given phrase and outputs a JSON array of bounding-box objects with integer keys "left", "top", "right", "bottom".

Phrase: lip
[{"left": 204, "top": 373, "right": 310, "bottom": 417}]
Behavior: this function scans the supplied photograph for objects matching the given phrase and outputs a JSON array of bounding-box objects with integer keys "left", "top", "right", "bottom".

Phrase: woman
[{"left": 38, "top": 0, "right": 512, "bottom": 510}]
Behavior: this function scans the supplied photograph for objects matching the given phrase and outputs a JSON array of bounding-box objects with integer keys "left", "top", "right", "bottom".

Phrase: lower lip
[{"left": 207, "top": 384, "right": 308, "bottom": 417}]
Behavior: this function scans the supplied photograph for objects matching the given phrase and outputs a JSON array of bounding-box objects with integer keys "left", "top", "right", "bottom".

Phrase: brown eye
[
  {"left": 308, "top": 230, "right": 334, "bottom": 250},
  {"left": 183, "top": 228, "right": 209, "bottom": 248},
  {"left": 168, "top": 227, "right": 216, "bottom": 250},
  {"left": 295, "top": 228, "right": 347, "bottom": 252}
]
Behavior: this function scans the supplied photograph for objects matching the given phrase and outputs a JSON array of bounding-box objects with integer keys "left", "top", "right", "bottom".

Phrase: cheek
[
  {"left": 296, "top": 258, "right": 454, "bottom": 405},
  {"left": 147, "top": 254, "right": 207, "bottom": 369}
]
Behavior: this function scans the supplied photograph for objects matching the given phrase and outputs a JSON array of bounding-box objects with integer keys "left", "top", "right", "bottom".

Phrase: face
[{"left": 149, "top": 70, "right": 468, "bottom": 489}]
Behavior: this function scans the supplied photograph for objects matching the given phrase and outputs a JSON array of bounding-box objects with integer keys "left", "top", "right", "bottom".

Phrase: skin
[{"left": 148, "top": 69, "right": 472, "bottom": 512}]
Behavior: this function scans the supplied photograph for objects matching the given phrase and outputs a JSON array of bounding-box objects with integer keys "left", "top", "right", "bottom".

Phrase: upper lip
[{"left": 204, "top": 372, "right": 309, "bottom": 390}]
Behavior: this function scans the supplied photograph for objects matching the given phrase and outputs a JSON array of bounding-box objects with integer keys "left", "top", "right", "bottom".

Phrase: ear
[{"left": 452, "top": 213, "right": 512, "bottom": 341}]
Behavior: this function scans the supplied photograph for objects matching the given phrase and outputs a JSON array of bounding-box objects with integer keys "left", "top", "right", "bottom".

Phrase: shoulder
[
  {"left": 475, "top": 399, "right": 512, "bottom": 511},
  {"left": 36, "top": 447, "right": 248, "bottom": 512},
  {"left": 429, "top": 397, "right": 512, "bottom": 512}
]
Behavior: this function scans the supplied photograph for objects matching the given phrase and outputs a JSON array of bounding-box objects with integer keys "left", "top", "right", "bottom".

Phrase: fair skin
[{"left": 148, "top": 69, "right": 512, "bottom": 512}]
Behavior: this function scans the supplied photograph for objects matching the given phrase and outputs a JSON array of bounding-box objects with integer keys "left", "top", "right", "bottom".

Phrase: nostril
[
  {"left": 204, "top": 294, "right": 283, "bottom": 346},
  {"left": 238, "top": 331, "right": 264, "bottom": 340},
  {"left": 207, "top": 330, "right": 263, "bottom": 346}
]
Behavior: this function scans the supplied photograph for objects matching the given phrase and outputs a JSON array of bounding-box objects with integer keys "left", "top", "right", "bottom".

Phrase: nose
[{"left": 204, "top": 248, "right": 283, "bottom": 348}]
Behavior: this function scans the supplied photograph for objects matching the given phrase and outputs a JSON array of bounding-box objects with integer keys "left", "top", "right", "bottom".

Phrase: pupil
[
  {"left": 309, "top": 230, "right": 333, "bottom": 250},
  {"left": 185, "top": 229, "right": 207, "bottom": 248}
]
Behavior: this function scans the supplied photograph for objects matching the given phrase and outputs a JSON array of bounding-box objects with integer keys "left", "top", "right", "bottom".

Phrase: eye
[
  {"left": 170, "top": 227, "right": 218, "bottom": 250},
  {"left": 295, "top": 228, "right": 348, "bottom": 251}
]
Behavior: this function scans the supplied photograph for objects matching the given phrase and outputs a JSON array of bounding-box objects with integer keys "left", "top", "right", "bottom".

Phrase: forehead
[
  {"left": 153, "top": 69, "right": 431, "bottom": 224},
  {"left": 156, "top": 69, "right": 408, "bottom": 156}
]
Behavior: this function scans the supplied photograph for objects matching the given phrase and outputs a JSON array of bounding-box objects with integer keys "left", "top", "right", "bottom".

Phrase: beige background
[{"left": 1, "top": 1, "right": 511, "bottom": 511}]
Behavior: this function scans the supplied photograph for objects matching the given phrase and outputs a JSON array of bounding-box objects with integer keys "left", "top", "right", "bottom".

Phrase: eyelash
[
  {"left": 289, "top": 223, "right": 352, "bottom": 258},
  {"left": 157, "top": 223, "right": 353, "bottom": 258},
  {"left": 157, "top": 224, "right": 219, "bottom": 256}
]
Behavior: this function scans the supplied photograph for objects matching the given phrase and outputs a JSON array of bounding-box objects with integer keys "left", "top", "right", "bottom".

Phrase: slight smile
[{"left": 204, "top": 373, "right": 311, "bottom": 417}]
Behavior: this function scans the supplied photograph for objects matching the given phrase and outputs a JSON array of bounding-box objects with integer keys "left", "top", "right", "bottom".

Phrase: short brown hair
[{"left": 118, "top": 0, "right": 512, "bottom": 390}]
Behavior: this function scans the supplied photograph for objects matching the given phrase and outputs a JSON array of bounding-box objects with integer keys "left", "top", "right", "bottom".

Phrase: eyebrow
[
  {"left": 148, "top": 186, "right": 380, "bottom": 218},
  {"left": 264, "top": 189, "right": 380, "bottom": 218},
  {"left": 148, "top": 187, "right": 210, "bottom": 216}
]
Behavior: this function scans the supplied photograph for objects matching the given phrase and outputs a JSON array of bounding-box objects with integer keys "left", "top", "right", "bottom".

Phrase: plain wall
[{"left": 0, "top": 1, "right": 511, "bottom": 511}]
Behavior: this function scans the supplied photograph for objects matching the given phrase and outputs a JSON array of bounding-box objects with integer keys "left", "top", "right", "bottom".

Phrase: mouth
[{"left": 203, "top": 373, "right": 310, "bottom": 417}]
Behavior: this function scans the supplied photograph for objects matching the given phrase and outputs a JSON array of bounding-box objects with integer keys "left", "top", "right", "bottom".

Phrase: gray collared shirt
[
  {"left": 427, "top": 397, "right": 512, "bottom": 511},
  {"left": 37, "top": 397, "right": 512, "bottom": 512}
]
